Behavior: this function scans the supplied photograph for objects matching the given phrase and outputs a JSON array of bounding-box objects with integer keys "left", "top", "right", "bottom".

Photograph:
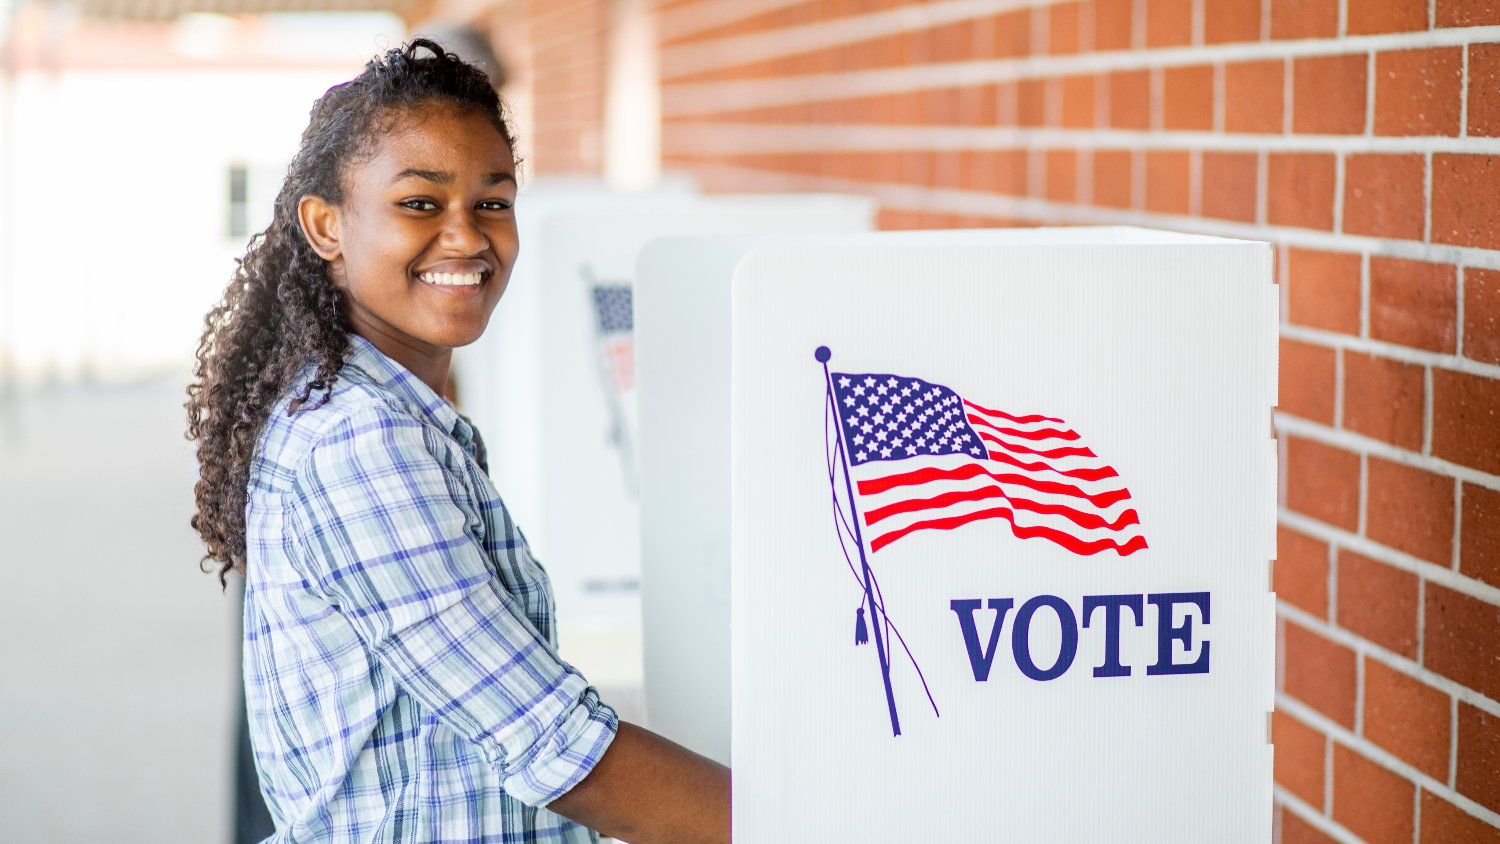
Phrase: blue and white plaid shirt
[{"left": 243, "top": 334, "right": 617, "bottom": 843}]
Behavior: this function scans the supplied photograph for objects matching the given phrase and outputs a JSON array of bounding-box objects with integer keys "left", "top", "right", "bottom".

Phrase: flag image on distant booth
[
  {"left": 583, "top": 266, "right": 638, "bottom": 497},
  {"left": 816, "top": 345, "right": 1149, "bottom": 737}
]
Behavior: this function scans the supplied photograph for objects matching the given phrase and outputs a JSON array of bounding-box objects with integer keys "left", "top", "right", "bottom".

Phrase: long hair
[{"left": 186, "top": 38, "right": 517, "bottom": 585}]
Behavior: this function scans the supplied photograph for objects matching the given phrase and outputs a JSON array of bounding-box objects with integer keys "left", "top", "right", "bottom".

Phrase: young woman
[{"left": 187, "top": 39, "right": 729, "bottom": 843}]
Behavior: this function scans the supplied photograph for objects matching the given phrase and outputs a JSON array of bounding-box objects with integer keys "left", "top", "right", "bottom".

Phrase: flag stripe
[
  {"left": 863, "top": 482, "right": 1142, "bottom": 532},
  {"left": 868, "top": 505, "right": 1150, "bottom": 555},
  {"left": 857, "top": 462, "right": 1133, "bottom": 509},
  {"left": 961, "top": 399, "right": 1062, "bottom": 425},
  {"left": 976, "top": 429, "right": 1099, "bottom": 460},
  {"left": 985, "top": 449, "right": 1119, "bottom": 481}
]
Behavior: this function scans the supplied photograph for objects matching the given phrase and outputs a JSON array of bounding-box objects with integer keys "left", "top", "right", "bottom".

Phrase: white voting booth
[
  {"left": 637, "top": 227, "right": 1276, "bottom": 842},
  {"left": 453, "top": 185, "right": 875, "bottom": 690}
]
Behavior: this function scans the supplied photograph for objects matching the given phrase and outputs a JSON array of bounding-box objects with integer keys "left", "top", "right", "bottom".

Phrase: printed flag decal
[
  {"left": 817, "top": 346, "right": 1148, "bottom": 736},
  {"left": 583, "top": 265, "right": 638, "bottom": 497}
]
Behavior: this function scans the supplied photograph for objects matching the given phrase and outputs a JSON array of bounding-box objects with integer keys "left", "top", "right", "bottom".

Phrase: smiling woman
[{"left": 185, "top": 39, "right": 728, "bottom": 844}]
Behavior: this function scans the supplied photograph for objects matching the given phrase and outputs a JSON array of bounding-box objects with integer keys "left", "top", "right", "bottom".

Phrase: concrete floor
[
  {"left": 0, "top": 374, "right": 237, "bottom": 843},
  {"left": 0, "top": 374, "right": 646, "bottom": 843}
]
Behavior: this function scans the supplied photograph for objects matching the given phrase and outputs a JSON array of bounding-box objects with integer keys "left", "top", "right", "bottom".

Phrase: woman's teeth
[{"left": 419, "top": 272, "right": 483, "bottom": 286}]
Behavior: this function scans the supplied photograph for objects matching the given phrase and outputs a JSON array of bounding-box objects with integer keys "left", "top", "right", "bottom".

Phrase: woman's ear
[{"left": 298, "top": 195, "right": 342, "bottom": 262}]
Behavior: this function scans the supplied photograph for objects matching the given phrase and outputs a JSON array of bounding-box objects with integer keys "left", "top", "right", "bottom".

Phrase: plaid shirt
[{"left": 243, "top": 334, "right": 617, "bottom": 843}]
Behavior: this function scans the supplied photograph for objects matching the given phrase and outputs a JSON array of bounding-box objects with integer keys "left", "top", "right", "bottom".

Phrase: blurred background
[{"left": 2, "top": 1, "right": 1498, "bottom": 842}]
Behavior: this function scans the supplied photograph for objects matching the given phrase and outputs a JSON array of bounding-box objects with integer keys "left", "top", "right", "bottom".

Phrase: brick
[
  {"left": 1368, "top": 459, "right": 1456, "bottom": 566},
  {"left": 1049, "top": 1, "right": 1083, "bottom": 54},
  {"left": 1462, "top": 483, "right": 1500, "bottom": 588},
  {"left": 1422, "top": 791, "right": 1500, "bottom": 844},
  {"left": 1163, "top": 65, "right": 1215, "bottom": 130},
  {"left": 1433, "top": 369, "right": 1500, "bottom": 475},
  {"left": 1272, "top": 0, "right": 1338, "bottom": 38},
  {"left": 1093, "top": 0, "right": 1136, "bottom": 51},
  {"left": 1046, "top": 149, "right": 1079, "bottom": 203},
  {"left": 1332, "top": 743, "right": 1416, "bottom": 844},
  {"left": 1273, "top": 710, "right": 1327, "bottom": 807},
  {"left": 1293, "top": 54, "right": 1368, "bottom": 135},
  {"left": 982, "top": 149, "right": 1028, "bottom": 196},
  {"left": 1093, "top": 149, "right": 1134, "bottom": 208},
  {"left": 1283, "top": 812, "right": 1339, "bottom": 844},
  {"left": 1109, "top": 69, "right": 1152, "bottom": 129},
  {"left": 1349, "top": 0, "right": 1430, "bottom": 33},
  {"left": 1287, "top": 247, "right": 1361, "bottom": 334},
  {"left": 985, "top": 9, "right": 1033, "bottom": 59},
  {"left": 1201, "top": 151, "right": 1257, "bottom": 223},
  {"left": 1458, "top": 703, "right": 1500, "bottom": 814},
  {"left": 1437, "top": 0, "right": 1500, "bottom": 27},
  {"left": 1468, "top": 269, "right": 1500, "bottom": 364},
  {"left": 1284, "top": 622, "right": 1358, "bottom": 726},
  {"left": 1146, "top": 0, "right": 1192, "bottom": 46},
  {"left": 1018, "top": 78, "right": 1046, "bottom": 127},
  {"left": 1342, "top": 351, "right": 1424, "bottom": 450},
  {"left": 1363, "top": 659, "right": 1451, "bottom": 780},
  {"left": 1204, "top": 0, "right": 1262, "bottom": 43},
  {"left": 1145, "top": 150, "right": 1190, "bottom": 214},
  {"left": 1225, "top": 60, "right": 1285, "bottom": 134},
  {"left": 1374, "top": 48, "right": 1462, "bottom": 137},
  {"left": 1277, "top": 525, "right": 1330, "bottom": 618},
  {"left": 1286, "top": 437, "right": 1361, "bottom": 530},
  {"left": 1060, "top": 74, "right": 1096, "bottom": 128},
  {"left": 1424, "top": 581, "right": 1500, "bottom": 701},
  {"left": 1370, "top": 257, "right": 1458, "bottom": 353},
  {"left": 928, "top": 18, "right": 978, "bottom": 62},
  {"left": 1280, "top": 338, "right": 1336, "bottom": 423},
  {"left": 1336, "top": 549, "right": 1420, "bottom": 657},
  {"left": 1433, "top": 155, "right": 1500, "bottom": 249},
  {"left": 1342, "top": 154, "right": 1426, "bottom": 241},
  {"left": 1267, "top": 154, "right": 1336, "bottom": 230},
  {"left": 1468, "top": 44, "right": 1500, "bottom": 137}
]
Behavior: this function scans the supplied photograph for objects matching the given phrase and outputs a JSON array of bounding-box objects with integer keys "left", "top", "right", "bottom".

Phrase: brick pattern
[{"left": 479, "top": 1, "right": 1500, "bottom": 841}]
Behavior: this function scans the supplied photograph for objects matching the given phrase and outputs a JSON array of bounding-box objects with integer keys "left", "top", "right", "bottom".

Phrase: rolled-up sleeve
[{"left": 286, "top": 402, "right": 617, "bottom": 806}]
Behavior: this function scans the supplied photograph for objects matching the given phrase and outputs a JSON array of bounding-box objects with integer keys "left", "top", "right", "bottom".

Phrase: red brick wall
[{"left": 649, "top": 1, "right": 1500, "bottom": 840}]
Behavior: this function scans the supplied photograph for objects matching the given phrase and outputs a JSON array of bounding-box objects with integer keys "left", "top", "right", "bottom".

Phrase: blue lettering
[
  {"left": 1146, "top": 592, "right": 1211, "bottom": 675},
  {"left": 949, "top": 598, "right": 1014, "bottom": 681},
  {"left": 1082, "top": 594, "right": 1145, "bottom": 678},
  {"left": 1011, "top": 595, "right": 1078, "bottom": 682}
]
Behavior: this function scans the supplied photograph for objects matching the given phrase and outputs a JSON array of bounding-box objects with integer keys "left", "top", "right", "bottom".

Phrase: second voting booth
[{"left": 638, "top": 227, "right": 1277, "bottom": 842}]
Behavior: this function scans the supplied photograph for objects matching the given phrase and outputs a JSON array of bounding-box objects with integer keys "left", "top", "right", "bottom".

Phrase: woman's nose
[{"left": 440, "top": 210, "right": 489, "bottom": 254}]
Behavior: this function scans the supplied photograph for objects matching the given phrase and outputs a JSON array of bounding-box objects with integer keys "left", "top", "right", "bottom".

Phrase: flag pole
[{"left": 817, "top": 346, "right": 901, "bottom": 737}]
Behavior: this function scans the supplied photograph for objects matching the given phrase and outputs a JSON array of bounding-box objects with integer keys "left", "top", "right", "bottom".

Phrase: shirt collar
[{"left": 342, "top": 334, "right": 478, "bottom": 451}]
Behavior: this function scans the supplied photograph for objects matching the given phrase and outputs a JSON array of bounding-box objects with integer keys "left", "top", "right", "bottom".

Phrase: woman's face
[{"left": 305, "top": 101, "right": 519, "bottom": 375}]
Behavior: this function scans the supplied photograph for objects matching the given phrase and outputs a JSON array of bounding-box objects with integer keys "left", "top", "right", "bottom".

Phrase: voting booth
[
  {"left": 638, "top": 228, "right": 1276, "bottom": 841},
  {"left": 453, "top": 186, "right": 876, "bottom": 668}
]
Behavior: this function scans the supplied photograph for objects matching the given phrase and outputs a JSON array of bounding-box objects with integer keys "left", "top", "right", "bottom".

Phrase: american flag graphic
[
  {"left": 829, "top": 370, "right": 1148, "bottom": 556},
  {"left": 591, "top": 285, "right": 635, "bottom": 393}
]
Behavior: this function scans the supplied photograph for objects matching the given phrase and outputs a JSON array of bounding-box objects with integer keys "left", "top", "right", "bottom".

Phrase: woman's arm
[{"left": 549, "top": 720, "right": 730, "bottom": 844}]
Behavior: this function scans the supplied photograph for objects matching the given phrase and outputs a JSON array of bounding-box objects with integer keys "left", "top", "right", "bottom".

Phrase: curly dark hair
[{"left": 186, "top": 38, "right": 518, "bottom": 585}]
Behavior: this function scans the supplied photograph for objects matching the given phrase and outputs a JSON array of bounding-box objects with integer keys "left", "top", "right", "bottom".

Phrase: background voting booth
[
  {"left": 638, "top": 228, "right": 1277, "bottom": 842},
  {"left": 452, "top": 185, "right": 875, "bottom": 694}
]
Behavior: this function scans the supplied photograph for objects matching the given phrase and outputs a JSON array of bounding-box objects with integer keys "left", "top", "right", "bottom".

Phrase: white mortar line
[
  {"left": 1412, "top": 785, "right": 1422, "bottom": 844},
  {"left": 1326, "top": 527, "right": 1339, "bottom": 620},
  {"left": 1334, "top": 347, "right": 1345, "bottom": 428},
  {"left": 1333, "top": 152, "right": 1346, "bottom": 235},
  {"left": 657, "top": 0, "right": 807, "bottom": 43},
  {"left": 1452, "top": 482, "right": 1464, "bottom": 572},
  {"left": 675, "top": 161, "right": 1500, "bottom": 273},
  {"left": 1456, "top": 265, "right": 1466, "bottom": 357},
  {"left": 1357, "top": 452, "right": 1368, "bottom": 536},
  {"left": 1279, "top": 323, "right": 1500, "bottom": 382},
  {"left": 1360, "top": 253, "right": 1372, "bottom": 338},
  {"left": 1189, "top": 148, "right": 1202, "bottom": 216},
  {"left": 1461, "top": 41, "right": 1470, "bottom": 137},
  {"left": 1279, "top": 787, "right": 1363, "bottom": 844},
  {"left": 1424, "top": 151, "right": 1434, "bottom": 243},
  {"left": 1354, "top": 640, "right": 1366, "bottom": 735},
  {"left": 661, "top": 25, "right": 1500, "bottom": 98},
  {"left": 1277, "top": 693, "right": 1500, "bottom": 828},
  {"left": 660, "top": 120, "right": 1500, "bottom": 159},
  {"left": 1416, "top": 577, "right": 1427, "bottom": 666},
  {"left": 1449, "top": 695, "right": 1459, "bottom": 788},
  {"left": 1422, "top": 365, "right": 1434, "bottom": 455},
  {"left": 1278, "top": 509, "right": 1500, "bottom": 606}
]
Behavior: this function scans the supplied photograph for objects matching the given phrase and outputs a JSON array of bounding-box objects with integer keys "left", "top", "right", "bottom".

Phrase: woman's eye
[
  {"left": 399, "top": 199, "right": 438, "bottom": 211},
  {"left": 478, "top": 199, "right": 514, "bottom": 211}
]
